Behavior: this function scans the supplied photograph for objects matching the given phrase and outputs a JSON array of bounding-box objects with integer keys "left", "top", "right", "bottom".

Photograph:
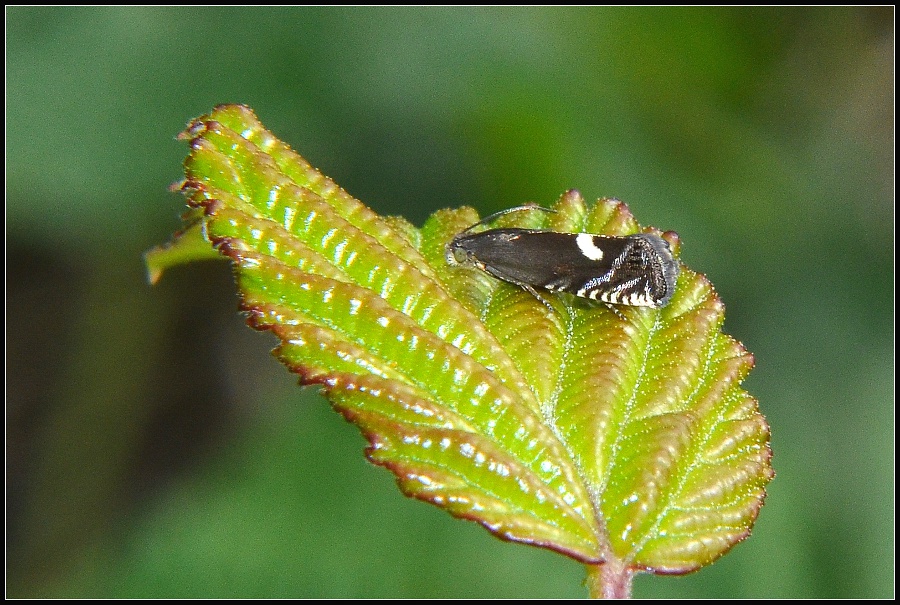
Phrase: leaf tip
[
  {"left": 661, "top": 230, "right": 681, "bottom": 256},
  {"left": 143, "top": 246, "right": 166, "bottom": 285},
  {"left": 560, "top": 188, "right": 584, "bottom": 204}
]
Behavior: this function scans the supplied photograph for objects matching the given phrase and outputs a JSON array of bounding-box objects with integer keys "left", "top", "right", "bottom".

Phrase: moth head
[{"left": 445, "top": 236, "right": 476, "bottom": 267}]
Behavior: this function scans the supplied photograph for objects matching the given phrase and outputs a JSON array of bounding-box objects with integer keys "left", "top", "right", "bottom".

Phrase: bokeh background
[{"left": 7, "top": 7, "right": 893, "bottom": 598}]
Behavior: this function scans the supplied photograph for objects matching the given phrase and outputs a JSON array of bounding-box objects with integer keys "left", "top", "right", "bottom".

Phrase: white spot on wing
[{"left": 576, "top": 233, "right": 605, "bottom": 261}]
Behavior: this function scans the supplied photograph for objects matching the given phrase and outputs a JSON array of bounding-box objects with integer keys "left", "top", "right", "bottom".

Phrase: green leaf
[{"left": 148, "top": 105, "right": 773, "bottom": 595}]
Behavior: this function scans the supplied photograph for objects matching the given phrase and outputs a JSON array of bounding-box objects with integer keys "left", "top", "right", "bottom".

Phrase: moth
[{"left": 446, "top": 206, "right": 679, "bottom": 308}]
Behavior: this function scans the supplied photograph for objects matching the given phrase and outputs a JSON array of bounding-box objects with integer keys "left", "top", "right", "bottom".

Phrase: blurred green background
[{"left": 7, "top": 7, "right": 893, "bottom": 598}]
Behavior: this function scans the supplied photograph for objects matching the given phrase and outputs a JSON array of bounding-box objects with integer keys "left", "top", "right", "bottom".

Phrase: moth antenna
[{"left": 459, "top": 204, "right": 557, "bottom": 235}]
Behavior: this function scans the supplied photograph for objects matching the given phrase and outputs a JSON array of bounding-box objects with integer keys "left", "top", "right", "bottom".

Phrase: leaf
[{"left": 148, "top": 104, "right": 773, "bottom": 595}]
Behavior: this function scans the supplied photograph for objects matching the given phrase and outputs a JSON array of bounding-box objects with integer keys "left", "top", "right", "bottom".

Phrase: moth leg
[
  {"left": 521, "top": 284, "right": 557, "bottom": 314},
  {"left": 604, "top": 302, "right": 628, "bottom": 322}
]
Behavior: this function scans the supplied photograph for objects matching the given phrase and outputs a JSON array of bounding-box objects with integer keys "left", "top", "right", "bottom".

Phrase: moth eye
[{"left": 453, "top": 247, "right": 469, "bottom": 264}]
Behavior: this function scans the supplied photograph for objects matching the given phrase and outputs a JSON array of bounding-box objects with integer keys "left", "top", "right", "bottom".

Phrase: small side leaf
[{"left": 148, "top": 105, "right": 773, "bottom": 592}]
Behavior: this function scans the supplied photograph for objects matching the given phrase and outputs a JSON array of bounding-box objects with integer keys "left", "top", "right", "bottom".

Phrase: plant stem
[{"left": 586, "top": 560, "right": 633, "bottom": 599}]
